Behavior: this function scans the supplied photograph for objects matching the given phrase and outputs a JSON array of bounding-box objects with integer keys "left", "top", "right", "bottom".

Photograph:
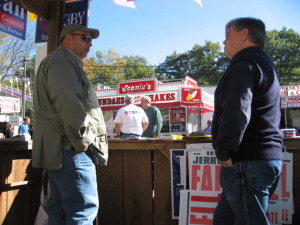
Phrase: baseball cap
[{"left": 59, "top": 24, "right": 100, "bottom": 42}]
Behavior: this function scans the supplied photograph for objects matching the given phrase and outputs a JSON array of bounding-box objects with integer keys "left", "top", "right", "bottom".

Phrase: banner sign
[
  {"left": 98, "top": 91, "right": 178, "bottom": 109},
  {"left": 0, "top": 0, "right": 27, "bottom": 40},
  {"left": 118, "top": 78, "right": 157, "bottom": 94},
  {"left": 35, "top": 0, "right": 88, "bottom": 43},
  {"left": 280, "top": 85, "right": 300, "bottom": 97},
  {"left": 0, "top": 96, "right": 20, "bottom": 113},
  {"left": 172, "top": 144, "right": 294, "bottom": 225}
]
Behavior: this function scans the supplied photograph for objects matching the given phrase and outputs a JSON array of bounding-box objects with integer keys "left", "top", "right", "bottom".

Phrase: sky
[{"left": 85, "top": 0, "right": 300, "bottom": 66}]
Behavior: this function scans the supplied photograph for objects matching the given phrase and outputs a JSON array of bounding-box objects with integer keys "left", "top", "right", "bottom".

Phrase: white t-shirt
[{"left": 114, "top": 104, "right": 149, "bottom": 135}]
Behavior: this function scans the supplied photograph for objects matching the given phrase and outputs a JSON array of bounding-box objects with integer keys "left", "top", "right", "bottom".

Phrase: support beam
[{"left": 47, "top": 1, "right": 65, "bottom": 54}]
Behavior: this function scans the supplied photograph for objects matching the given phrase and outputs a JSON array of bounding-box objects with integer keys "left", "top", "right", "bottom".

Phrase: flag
[
  {"left": 29, "top": 12, "right": 37, "bottom": 21},
  {"left": 194, "top": 0, "right": 203, "bottom": 7},
  {"left": 113, "top": 0, "right": 136, "bottom": 9}
]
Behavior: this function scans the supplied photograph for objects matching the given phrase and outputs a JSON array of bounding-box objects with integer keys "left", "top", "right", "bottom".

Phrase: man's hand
[
  {"left": 153, "top": 135, "right": 159, "bottom": 138},
  {"left": 219, "top": 159, "right": 233, "bottom": 167}
]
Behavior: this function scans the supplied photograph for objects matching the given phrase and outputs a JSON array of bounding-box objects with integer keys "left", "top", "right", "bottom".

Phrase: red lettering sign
[{"left": 118, "top": 79, "right": 157, "bottom": 94}]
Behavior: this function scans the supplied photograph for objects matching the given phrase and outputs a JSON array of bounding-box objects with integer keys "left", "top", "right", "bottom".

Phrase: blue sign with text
[{"left": 0, "top": 0, "right": 27, "bottom": 40}]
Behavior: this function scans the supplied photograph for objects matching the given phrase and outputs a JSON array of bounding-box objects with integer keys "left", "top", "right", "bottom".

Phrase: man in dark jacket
[{"left": 212, "top": 17, "right": 283, "bottom": 225}]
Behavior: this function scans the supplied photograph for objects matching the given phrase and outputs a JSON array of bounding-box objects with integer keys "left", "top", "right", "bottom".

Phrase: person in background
[
  {"left": 202, "top": 119, "right": 212, "bottom": 135},
  {"left": 32, "top": 24, "right": 108, "bottom": 225},
  {"left": 115, "top": 94, "right": 149, "bottom": 139},
  {"left": 141, "top": 95, "right": 163, "bottom": 138},
  {"left": 6, "top": 124, "right": 14, "bottom": 138},
  {"left": 18, "top": 117, "right": 30, "bottom": 135},
  {"left": 212, "top": 17, "right": 283, "bottom": 225}
]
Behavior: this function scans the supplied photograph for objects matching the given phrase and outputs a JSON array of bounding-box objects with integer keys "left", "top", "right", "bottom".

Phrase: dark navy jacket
[{"left": 212, "top": 46, "right": 283, "bottom": 161}]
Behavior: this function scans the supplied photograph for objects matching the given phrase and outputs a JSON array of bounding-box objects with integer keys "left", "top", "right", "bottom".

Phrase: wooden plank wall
[
  {"left": 97, "top": 141, "right": 185, "bottom": 225},
  {"left": 0, "top": 150, "right": 42, "bottom": 225},
  {"left": 0, "top": 139, "right": 299, "bottom": 225}
]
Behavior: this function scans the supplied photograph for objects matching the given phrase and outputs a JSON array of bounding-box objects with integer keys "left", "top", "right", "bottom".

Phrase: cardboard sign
[
  {"left": 170, "top": 149, "right": 188, "bottom": 218},
  {"left": 173, "top": 144, "right": 294, "bottom": 225}
]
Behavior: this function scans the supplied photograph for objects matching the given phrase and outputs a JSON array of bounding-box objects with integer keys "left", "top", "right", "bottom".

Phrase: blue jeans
[
  {"left": 213, "top": 160, "right": 282, "bottom": 225},
  {"left": 120, "top": 133, "right": 140, "bottom": 139},
  {"left": 46, "top": 149, "right": 99, "bottom": 225}
]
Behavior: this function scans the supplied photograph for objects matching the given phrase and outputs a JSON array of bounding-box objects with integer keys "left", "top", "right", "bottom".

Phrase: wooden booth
[{"left": 1, "top": 138, "right": 300, "bottom": 225}]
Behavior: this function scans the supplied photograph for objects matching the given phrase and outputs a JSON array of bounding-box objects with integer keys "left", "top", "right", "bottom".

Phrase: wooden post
[{"left": 47, "top": 1, "right": 65, "bottom": 54}]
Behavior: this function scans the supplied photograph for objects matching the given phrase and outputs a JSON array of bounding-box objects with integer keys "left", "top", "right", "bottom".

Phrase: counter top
[{"left": 0, "top": 137, "right": 299, "bottom": 151}]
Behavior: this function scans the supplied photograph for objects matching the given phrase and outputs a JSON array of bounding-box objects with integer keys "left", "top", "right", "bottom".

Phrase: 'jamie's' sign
[{"left": 118, "top": 78, "right": 157, "bottom": 94}]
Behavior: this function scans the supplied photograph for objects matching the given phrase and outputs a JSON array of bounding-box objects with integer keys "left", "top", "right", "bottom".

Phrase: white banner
[{"left": 0, "top": 96, "right": 20, "bottom": 113}]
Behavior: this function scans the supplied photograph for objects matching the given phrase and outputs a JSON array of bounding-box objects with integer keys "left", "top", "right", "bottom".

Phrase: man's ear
[{"left": 241, "top": 28, "right": 249, "bottom": 41}]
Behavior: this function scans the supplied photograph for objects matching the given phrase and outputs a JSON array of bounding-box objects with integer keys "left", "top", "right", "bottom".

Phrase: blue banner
[
  {"left": 0, "top": 0, "right": 27, "bottom": 40},
  {"left": 35, "top": 0, "right": 89, "bottom": 43}
]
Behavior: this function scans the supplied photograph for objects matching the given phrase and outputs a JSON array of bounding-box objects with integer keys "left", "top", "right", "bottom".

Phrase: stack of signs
[{"left": 170, "top": 144, "right": 294, "bottom": 225}]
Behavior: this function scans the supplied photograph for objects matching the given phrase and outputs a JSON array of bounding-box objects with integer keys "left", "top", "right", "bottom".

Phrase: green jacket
[
  {"left": 142, "top": 105, "right": 163, "bottom": 137},
  {"left": 32, "top": 46, "right": 108, "bottom": 169}
]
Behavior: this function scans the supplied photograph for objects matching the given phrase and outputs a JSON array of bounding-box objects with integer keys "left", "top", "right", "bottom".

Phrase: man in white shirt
[{"left": 115, "top": 94, "right": 149, "bottom": 139}]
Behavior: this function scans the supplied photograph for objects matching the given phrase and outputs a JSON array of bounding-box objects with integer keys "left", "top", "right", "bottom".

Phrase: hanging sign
[{"left": 0, "top": 0, "right": 27, "bottom": 40}]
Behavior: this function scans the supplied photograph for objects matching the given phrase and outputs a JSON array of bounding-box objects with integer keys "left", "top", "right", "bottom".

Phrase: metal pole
[{"left": 21, "top": 58, "right": 26, "bottom": 118}]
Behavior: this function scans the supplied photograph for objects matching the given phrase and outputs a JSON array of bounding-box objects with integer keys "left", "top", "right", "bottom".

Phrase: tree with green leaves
[
  {"left": 156, "top": 28, "right": 299, "bottom": 85},
  {"left": 85, "top": 49, "right": 156, "bottom": 86},
  {"left": 123, "top": 55, "right": 155, "bottom": 80},
  {"left": 265, "top": 27, "right": 300, "bottom": 85},
  {"left": 156, "top": 41, "right": 228, "bottom": 85}
]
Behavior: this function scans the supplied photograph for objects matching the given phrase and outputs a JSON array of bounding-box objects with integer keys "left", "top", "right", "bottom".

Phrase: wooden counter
[{"left": 0, "top": 138, "right": 299, "bottom": 225}]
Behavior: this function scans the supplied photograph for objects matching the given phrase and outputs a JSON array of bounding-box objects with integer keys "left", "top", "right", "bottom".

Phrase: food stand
[
  {"left": 280, "top": 85, "right": 300, "bottom": 133},
  {"left": 96, "top": 76, "right": 214, "bottom": 137}
]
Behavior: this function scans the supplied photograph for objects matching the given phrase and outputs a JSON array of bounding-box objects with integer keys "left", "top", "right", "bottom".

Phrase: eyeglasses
[{"left": 70, "top": 33, "right": 92, "bottom": 43}]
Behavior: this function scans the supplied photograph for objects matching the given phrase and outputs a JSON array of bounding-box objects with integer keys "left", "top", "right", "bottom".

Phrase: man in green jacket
[
  {"left": 141, "top": 95, "right": 163, "bottom": 138},
  {"left": 32, "top": 24, "right": 108, "bottom": 225}
]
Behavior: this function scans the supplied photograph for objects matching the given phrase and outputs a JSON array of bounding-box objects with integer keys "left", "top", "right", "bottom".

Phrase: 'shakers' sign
[{"left": 118, "top": 78, "right": 157, "bottom": 94}]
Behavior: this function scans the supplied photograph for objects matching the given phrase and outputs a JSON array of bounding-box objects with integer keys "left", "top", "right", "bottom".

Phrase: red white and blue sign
[
  {"left": 0, "top": 0, "right": 27, "bottom": 40},
  {"left": 35, "top": 0, "right": 89, "bottom": 43}
]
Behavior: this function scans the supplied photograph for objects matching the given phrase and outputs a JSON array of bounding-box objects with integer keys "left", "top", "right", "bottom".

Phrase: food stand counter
[{"left": 1, "top": 138, "right": 300, "bottom": 225}]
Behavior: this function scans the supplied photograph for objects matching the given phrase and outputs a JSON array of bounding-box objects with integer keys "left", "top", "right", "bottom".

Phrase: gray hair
[
  {"left": 141, "top": 95, "right": 151, "bottom": 103},
  {"left": 226, "top": 17, "right": 266, "bottom": 48},
  {"left": 125, "top": 94, "right": 134, "bottom": 104}
]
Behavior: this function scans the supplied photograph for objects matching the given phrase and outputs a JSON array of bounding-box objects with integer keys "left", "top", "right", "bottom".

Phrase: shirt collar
[{"left": 59, "top": 46, "right": 84, "bottom": 67}]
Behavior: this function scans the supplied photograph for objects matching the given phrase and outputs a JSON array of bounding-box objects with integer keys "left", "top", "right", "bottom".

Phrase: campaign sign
[
  {"left": 35, "top": 16, "right": 48, "bottom": 43},
  {"left": 35, "top": 0, "right": 88, "bottom": 43},
  {"left": 0, "top": 0, "right": 27, "bottom": 40},
  {"left": 64, "top": 0, "right": 89, "bottom": 26},
  {"left": 170, "top": 149, "right": 188, "bottom": 219}
]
